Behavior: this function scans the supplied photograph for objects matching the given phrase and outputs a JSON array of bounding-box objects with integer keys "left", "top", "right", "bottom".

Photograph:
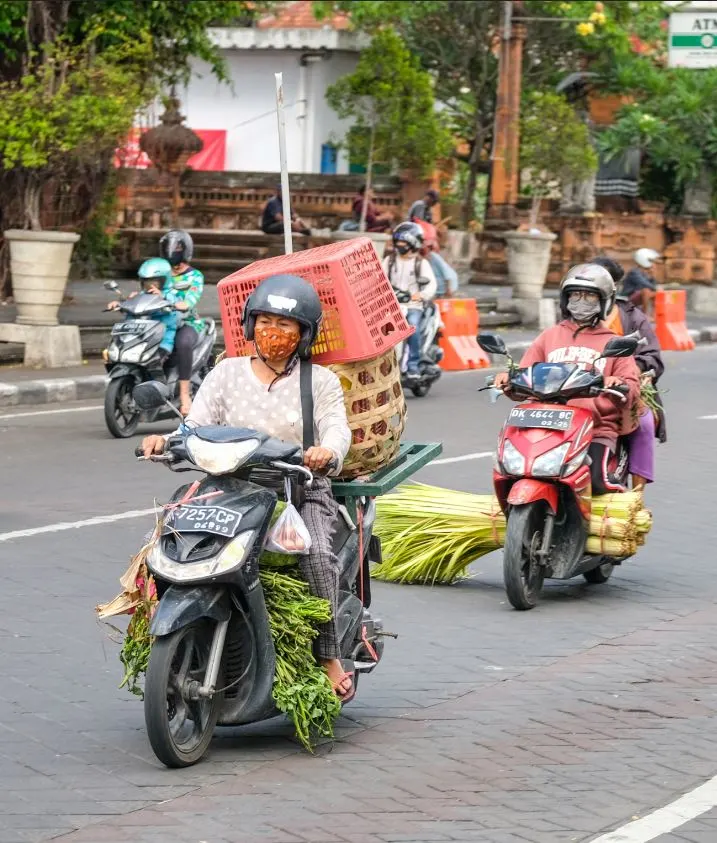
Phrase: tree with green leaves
[
  {"left": 325, "top": 28, "right": 451, "bottom": 228},
  {"left": 315, "top": 0, "right": 672, "bottom": 225},
  {"left": 520, "top": 90, "right": 597, "bottom": 226},
  {"left": 0, "top": 0, "right": 270, "bottom": 290}
]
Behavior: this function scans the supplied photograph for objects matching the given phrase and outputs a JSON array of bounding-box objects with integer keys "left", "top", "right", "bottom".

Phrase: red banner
[{"left": 114, "top": 128, "right": 226, "bottom": 171}]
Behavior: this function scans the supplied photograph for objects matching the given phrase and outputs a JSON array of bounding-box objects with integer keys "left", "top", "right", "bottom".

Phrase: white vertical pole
[{"left": 275, "top": 72, "right": 293, "bottom": 255}]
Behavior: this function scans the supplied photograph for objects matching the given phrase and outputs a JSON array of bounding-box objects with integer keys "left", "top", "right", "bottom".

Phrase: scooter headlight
[
  {"left": 108, "top": 345, "right": 120, "bottom": 362},
  {"left": 119, "top": 342, "right": 147, "bottom": 363},
  {"left": 562, "top": 446, "right": 589, "bottom": 477},
  {"left": 147, "top": 530, "right": 255, "bottom": 582},
  {"left": 501, "top": 439, "right": 525, "bottom": 475},
  {"left": 532, "top": 443, "right": 570, "bottom": 478},
  {"left": 185, "top": 434, "right": 260, "bottom": 475}
]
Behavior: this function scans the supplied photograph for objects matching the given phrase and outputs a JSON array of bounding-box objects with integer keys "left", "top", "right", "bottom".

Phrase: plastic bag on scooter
[{"left": 264, "top": 480, "right": 312, "bottom": 555}]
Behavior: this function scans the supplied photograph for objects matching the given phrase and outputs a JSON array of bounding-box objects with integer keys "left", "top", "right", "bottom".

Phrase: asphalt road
[{"left": 1, "top": 348, "right": 717, "bottom": 843}]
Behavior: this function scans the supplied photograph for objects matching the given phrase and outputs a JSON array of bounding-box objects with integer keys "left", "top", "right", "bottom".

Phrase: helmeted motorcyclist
[
  {"left": 158, "top": 230, "right": 205, "bottom": 415},
  {"left": 593, "top": 255, "right": 666, "bottom": 490},
  {"left": 382, "top": 221, "right": 437, "bottom": 379},
  {"left": 141, "top": 274, "right": 354, "bottom": 697},
  {"left": 622, "top": 248, "right": 662, "bottom": 316},
  {"left": 494, "top": 264, "right": 641, "bottom": 494}
]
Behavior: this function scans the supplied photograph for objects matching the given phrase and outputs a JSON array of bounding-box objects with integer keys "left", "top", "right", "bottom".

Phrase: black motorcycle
[
  {"left": 131, "top": 381, "right": 387, "bottom": 768},
  {"left": 102, "top": 281, "right": 216, "bottom": 438}
]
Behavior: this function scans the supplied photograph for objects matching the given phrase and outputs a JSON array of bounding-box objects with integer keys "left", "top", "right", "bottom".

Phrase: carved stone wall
[{"left": 475, "top": 199, "right": 716, "bottom": 286}]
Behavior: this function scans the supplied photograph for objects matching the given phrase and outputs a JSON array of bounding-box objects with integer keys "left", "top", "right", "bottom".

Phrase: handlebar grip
[{"left": 613, "top": 384, "right": 630, "bottom": 395}]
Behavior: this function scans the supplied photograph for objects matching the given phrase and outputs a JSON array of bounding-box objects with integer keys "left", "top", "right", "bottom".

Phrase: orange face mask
[{"left": 255, "top": 324, "right": 301, "bottom": 362}]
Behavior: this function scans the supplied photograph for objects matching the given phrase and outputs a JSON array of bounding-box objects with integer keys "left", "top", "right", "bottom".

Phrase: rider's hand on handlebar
[
  {"left": 604, "top": 376, "right": 625, "bottom": 390},
  {"left": 493, "top": 372, "right": 510, "bottom": 390},
  {"left": 141, "top": 435, "right": 167, "bottom": 458},
  {"left": 107, "top": 301, "right": 120, "bottom": 310},
  {"left": 410, "top": 293, "right": 422, "bottom": 302},
  {"left": 174, "top": 301, "right": 189, "bottom": 311},
  {"left": 304, "top": 446, "right": 334, "bottom": 472}
]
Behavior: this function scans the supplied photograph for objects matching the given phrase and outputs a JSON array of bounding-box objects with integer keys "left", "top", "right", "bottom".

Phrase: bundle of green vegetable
[
  {"left": 373, "top": 485, "right": 654, "bottom": 585},
  {"left": 373, "top": 483, "right": 506, "bottom": 584},
  {"left": 98, "top": 505, "right": 342, "bottom": 752}
]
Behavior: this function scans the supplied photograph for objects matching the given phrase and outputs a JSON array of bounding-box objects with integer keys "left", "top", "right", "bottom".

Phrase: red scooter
[{"left": 478, "top": 332, "right": 639, "bottom": 611}]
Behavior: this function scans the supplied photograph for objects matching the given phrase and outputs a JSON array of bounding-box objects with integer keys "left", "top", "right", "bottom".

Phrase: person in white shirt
[
  {"left": 141, "top": 275, "right": 355, "bottom": 699},
  {"left": 382, "top": 221, "right": 437, "bottom": 378}
]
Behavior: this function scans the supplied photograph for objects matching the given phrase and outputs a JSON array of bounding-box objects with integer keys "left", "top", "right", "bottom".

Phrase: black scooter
[
  {"left": 102, "top": 280, "right": 216, "bottom": 438},
  {"left": 131, "top": 382, "right": 386, "bottom": 768}
]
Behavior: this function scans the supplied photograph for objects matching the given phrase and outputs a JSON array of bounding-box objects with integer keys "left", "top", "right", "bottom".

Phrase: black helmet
[
  {"left": 159, "top": 229, "right": 194, "bottom": 266},
  {"left": 392, "top": 221, "right": 424, "bottom": 252},
  {"left": 242, "top": 274, "right": 323, "bottom": 359},
  {"left": 559, "top": 263, "right": 616, "bottom": 322}
]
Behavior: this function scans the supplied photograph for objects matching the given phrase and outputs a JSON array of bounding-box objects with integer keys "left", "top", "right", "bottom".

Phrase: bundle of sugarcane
[
  {"left": 586, "top": 491, "right": 652, "bottom": 557},
  {"left": 373, "top": 483, "right": 506, "bottom": 584}
]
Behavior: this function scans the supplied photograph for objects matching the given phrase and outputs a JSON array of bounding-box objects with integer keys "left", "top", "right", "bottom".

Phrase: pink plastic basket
[{"left": 217, "top": 237, "right": 412, "bottom": 365}]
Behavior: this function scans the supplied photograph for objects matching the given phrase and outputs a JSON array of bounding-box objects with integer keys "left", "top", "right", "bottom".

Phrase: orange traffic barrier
[
  {"left": 436, "top": 298, "right": 491, "bottom": 370},
  {"left": 654, "top": 289, "right": 695, "bottom": 352}
]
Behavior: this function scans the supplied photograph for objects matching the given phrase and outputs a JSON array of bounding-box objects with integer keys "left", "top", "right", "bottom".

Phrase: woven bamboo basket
[
  {"left": 213, "top": 349, "right": 406, "bottom": 479},
  {"left": 329, "top": 349, "right": 406, "bottom": 479}
]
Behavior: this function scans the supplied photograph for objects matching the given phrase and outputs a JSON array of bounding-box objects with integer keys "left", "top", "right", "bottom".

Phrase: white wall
[{"left": 182, "top": 49, "right": 358, "bottom": 174}]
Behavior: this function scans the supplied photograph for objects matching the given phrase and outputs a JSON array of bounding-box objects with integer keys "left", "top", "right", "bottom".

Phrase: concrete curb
[
  {"left": 3, "top": 325, "right": 717, "bottom": 410},
  {"left": 0, "top": 375, "right": 108, "bottom": 409}
]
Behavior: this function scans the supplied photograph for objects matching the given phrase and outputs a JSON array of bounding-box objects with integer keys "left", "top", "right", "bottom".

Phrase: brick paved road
[{"left": 1, "top": 348, "right": 716, "bottom": 842}]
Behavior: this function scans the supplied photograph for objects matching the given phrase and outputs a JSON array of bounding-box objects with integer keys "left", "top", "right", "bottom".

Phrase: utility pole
[{"left": 488, "top": 0, "right": 527, "bottom": 219}]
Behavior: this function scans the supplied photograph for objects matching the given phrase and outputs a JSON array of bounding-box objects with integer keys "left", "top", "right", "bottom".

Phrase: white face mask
[{"left": 567, "top": 298, "right": 601, "bottom": 323}]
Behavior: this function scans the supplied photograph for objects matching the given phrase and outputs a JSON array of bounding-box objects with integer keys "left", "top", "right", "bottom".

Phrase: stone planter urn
[
  {"left": 503, "top": 230, "right": 557, "bottom": 299},
  {"left": 4, "top": 229, "right": 80, "bottom": 325},
  {"left": 330, "top": 230, "right": 391, "bottom": 259}
]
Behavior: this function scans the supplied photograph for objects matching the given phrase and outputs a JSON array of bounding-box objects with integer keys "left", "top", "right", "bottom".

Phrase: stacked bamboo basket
[{"left": 372, "top": 484, "right": 653, "bottom": 585}]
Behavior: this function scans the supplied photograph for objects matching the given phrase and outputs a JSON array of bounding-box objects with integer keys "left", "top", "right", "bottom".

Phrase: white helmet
[
  {"left": 559, "top": 263, "right": 616, "bottom": 322},
  {"left": 634, "top": 248, "right": 662, "bottom": 269}
]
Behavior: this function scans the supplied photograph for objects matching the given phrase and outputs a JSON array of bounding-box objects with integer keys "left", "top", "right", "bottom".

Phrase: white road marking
[
  {"left": 0, "top": 450, "right": 493, "bottom": 544},
  {"left": 698, "top": 414, "right": 717, "bottom": 420},
  {"left": 591, "top": 775, "right": 717, "bottom": 842},
  {"left": 431, "top": 451, "right": 493, "bottom": 466},
  {"left": 0, "top": 509, "right": 157, "bottom": 543},
  {"left": 0, "top": 405, "right": 102, "bottom": 421}
]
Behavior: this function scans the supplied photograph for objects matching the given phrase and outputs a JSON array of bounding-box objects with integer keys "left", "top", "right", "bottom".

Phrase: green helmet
[{"left": 138, "top": 257, "right": 172, "bottom": 286}]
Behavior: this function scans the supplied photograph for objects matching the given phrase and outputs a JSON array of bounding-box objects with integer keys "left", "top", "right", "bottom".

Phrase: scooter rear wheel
[
  {"left": 503, "top": 502, "right": 546, "bottom": 611},
  {"left": 104, "top": 376, "right": 141, "bottom": 438},
  {"left": 144, "top": 621, "right": 223, "bottom": 768}
]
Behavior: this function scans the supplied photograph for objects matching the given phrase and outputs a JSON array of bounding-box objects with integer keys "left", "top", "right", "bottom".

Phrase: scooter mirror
[
  {"left": 601, "top": 336, "right": 639, "bottom": 358},
  {"left": 133, "top": 381, "right": 170, "bottom": 410},
  {"left": 103, "top": 280, "right": 120, "bottom": 292},
  {"left": 477, "top": 333, "right": 508, "bottom": 356}
]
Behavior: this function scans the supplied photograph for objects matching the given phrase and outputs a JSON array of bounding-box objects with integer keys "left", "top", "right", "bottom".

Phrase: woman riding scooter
[
  {"left": 141, "top": 274, "right": 354, "bottom": 699},
  {"left": 495, "top": 264, "right": 641, "bottom": 494},
  {"left": 382, "top": 222, "right": 437, "bottom": 380},
  {"left": 159, "top": 230, "right": 205, "bottom": 416},
  {"left": 592, "top": 255, "right": 666, "bottom": 490}
]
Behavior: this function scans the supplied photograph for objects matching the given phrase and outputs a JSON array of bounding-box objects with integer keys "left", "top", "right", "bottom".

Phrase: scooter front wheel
[
  {"left": 503, "top": 502, "right": 547, "bottom": 611},
  {"left": 144, "top": 621, "right": 223, "bottom": 768},
  {"left": 104, "top": 376, "right": 140, "bottom": 438}
]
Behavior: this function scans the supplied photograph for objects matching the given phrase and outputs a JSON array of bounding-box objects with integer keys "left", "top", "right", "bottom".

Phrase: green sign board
[{"left": 669, "top": 10, "right": 717, "bottom": 67}]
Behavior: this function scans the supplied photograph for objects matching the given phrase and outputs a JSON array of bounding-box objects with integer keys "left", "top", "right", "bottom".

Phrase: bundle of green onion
[
  {"left": 373, "top": 483, "right": 506, "bottom": 584},
  {"left": 107, "top": 500, "right": 342, "bottom": 752}
]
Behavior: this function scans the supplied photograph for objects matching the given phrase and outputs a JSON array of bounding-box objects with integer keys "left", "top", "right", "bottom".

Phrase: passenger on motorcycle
[
  {"left": 159, "top": 230, "right": 206, "bottom": 416},
  {"left": 494, "top": 264, "right": 641, "bottom": 494},
  {"left": 592, "top": 255, "right": 666, "bottom": 490},
  {"left": 382, "top": 221, "right": 437, "bottom": 379},
  {"left": 141, "top": 274, "right": 354, "bottom": 697}
]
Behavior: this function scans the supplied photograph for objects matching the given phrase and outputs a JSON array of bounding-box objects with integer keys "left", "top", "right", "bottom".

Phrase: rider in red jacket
[{"left": 496, "top": 264, "right": 640, "bottom": 494}]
